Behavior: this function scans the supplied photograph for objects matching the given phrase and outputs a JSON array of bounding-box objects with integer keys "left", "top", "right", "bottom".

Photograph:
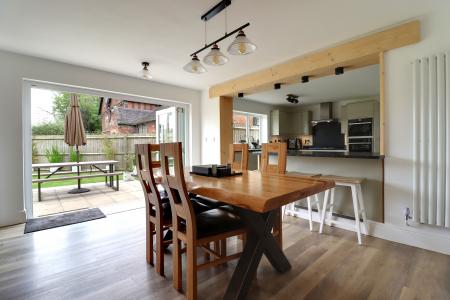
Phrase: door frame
[{"left": 22, "top": 79, "right": 191, "bottom": 219}]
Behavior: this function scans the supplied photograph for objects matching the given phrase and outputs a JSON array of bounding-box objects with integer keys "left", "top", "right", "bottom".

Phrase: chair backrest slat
[
  {"left": 229, "top": 143, "right": 249, "bottom": 171},
  {"left": 260, "top": 143, "right": 287, "bottom": 174},
  {"left": 160, "top": 142, "right": 196, "bottom": 235},
  {"left": 135, "top": 144, "right": 163, "bottom": 216}
]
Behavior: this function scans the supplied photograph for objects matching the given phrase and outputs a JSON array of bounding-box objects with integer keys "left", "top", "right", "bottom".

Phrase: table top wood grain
[{"left": 184, "top": 170, "right": 334, "bottom": 213}]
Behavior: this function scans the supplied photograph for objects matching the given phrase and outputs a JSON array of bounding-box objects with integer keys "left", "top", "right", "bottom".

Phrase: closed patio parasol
[{"left": 64, "top": 93, "right": 89, "bottom": 194}]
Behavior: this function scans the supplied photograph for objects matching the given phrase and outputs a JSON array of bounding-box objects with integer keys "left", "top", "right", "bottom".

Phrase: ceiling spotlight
[
  {"left": 203, "top": 44, "right": 229, "bottom": 66},
  {"left": 301, "top": 76, "right": 309, "bottom": 83},
  {"left": 228, "top": 30, "right": 257, "bottom": 55},
  {"left": 335, "top": 67, "right": 344, "bottom": 75},
  {"left": 141, "top": 62, "right": 152, "bottom": 79},
  {"left": 274, "top": 83, "right": 281, "bottom": 90},
  {"left": 286, "top": 94, "right": 299, "bottom": 104},
  {"left": 238, "top": 92, "right": 244, "bottom": 98},
  {"left": 183, "top": 54, "right": 207, "bottom": 74}
]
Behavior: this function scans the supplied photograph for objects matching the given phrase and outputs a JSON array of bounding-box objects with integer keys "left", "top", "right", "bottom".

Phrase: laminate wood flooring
[{"left": 0, "top": 209, "right": 448, "bottom": 300}]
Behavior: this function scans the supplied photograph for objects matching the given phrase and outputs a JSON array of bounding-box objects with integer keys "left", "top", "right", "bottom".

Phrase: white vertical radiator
[{"left": 412, "top": 53, "right": 450, "bottom": 228}]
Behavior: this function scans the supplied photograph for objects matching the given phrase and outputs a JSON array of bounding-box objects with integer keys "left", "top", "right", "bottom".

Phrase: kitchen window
[{"left": 232, "top": 111, "right": 268, "bottom": 144}]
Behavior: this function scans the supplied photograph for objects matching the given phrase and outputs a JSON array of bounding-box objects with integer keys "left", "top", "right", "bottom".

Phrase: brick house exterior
[{"left": 98, "top": 98, "right": 160, "bottom": 134}]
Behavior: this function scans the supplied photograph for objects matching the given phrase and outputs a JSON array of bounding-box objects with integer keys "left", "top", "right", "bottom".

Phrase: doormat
[{"left": 24, "top": 208, "right": 106, "bottom": 233}]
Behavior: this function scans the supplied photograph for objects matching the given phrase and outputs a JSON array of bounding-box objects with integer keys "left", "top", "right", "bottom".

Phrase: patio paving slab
[{"left": 32, "top": 180, "right": 145, "bottom": 217}]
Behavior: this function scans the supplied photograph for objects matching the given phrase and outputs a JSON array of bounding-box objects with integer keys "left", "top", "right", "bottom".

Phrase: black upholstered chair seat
[
  {"left": 190, "top": 194, "right": 225, "bottom": 209},
  {"left": 195, "top": 208, "right": 244, "bottom": 239},
  {"left": 152, "top": 197, "right": 211, "bottom": 221}
]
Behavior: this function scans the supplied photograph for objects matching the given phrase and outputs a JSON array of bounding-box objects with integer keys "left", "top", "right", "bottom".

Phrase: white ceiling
[
  {"left": 0, "top": 0, "right": 438, "bottom": 90},
  {"left": 243, "top": 64, "right": 380, "bottom": 106}
]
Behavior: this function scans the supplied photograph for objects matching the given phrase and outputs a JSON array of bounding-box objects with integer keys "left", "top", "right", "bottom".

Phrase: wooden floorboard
[{"left": 0, "top": 209, "right": 449, "bottom": 300}]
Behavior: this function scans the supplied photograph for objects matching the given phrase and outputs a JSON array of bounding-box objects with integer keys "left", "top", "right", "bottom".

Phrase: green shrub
[
  {"left": 102, "top": 138, "right": 116, "bottom": 160},
  {"left": 32, "top": 122, "right": 64, "bottom": 135},
  {"left": 124, "top": 153, "right": 136, "bottom": 172},
  {"left": 69, "top": 147, "right": 83, "bottom": 162},
  {"left": 32, "top": 143, "right": 39, "bottom": 164},
  {"left": 45, "top": 146, "right": 64, "bottom": 163}
]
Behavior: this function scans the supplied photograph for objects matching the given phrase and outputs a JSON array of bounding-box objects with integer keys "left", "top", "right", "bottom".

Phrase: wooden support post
[
  {"left": 219, "top": 96, "right": 233, "bottom": 165},
  {"left": 379, "top": 51, "right": 385, "bottom": 156}
]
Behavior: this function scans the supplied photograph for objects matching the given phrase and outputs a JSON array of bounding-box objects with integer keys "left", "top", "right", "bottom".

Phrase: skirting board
[
  {"left": 0, "top": 210, "right": 26, "bottom": 228},
  {"left": 286, "top": 208, "right": 450, "bottom": 255}
]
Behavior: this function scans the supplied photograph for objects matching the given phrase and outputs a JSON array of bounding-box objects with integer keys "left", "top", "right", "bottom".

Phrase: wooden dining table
[{"left": 183, "top": 169, "right": 335, "bottom": 300}]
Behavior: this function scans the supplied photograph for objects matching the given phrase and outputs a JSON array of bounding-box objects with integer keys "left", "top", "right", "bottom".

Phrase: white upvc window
[{"left": 232, "top": 111, "right": 268, "bottom": 144}]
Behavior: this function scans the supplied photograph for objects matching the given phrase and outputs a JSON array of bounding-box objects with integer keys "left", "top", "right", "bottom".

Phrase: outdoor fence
[{"left": 32, "top": 134, "right": 156, "bottom": 170}]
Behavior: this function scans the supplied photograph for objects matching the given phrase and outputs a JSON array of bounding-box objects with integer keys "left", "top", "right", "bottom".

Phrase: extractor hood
[{"left": 311, "top": 102, "right": 336, "bottom": 124}]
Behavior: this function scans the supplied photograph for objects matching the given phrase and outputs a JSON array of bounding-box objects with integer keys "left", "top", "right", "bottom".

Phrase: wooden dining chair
[
  {"left": 159, "top": 142, "right": 246, "bottom": 300},
  {"left": 136, "top": 144, "right": 213, "bottom": 277},
  {"left": 260, "top": 142, "right": 287, "bottom": 247},
  {"left": 229, "top": 143, "right": 249, "bottom": 171},
  {"left": 135, "top": 143, "right": 171, "bottom": 276}
]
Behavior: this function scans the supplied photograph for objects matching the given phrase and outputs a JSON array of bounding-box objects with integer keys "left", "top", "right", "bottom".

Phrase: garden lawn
[{"left": 32, "top": 173, "right": 124, "bottom": 189}]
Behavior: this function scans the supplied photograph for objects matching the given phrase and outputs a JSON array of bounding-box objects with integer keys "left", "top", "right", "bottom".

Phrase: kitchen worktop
[
  {"left": 249, "top": 148, "right": 383, "bottom": 159},
  {"left": 287, "top": 150, "right": 383, "bottom": 159}
]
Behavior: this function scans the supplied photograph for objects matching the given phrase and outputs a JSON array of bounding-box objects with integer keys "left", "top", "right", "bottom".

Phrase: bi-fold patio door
[{"left": 155, "top": 106, "right": 186, "bottom": 163}]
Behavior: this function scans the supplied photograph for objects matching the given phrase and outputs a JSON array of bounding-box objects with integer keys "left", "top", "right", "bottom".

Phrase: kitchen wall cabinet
[
  {"left": 346, "top": 101, "right": 375, "bottom": 119},
  {"left": 271, "top": 109, "right": 312, "bottom": 136}
]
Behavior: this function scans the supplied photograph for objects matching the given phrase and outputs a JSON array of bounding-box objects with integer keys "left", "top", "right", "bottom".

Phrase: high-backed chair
[
  {"left": 261, "top": 143, "right": 326, "bottom": 233},
  {"left": 229, "top": 143, "right": 249, "bottom": 171},
  {"left": 135, "top": 144, "right": 211, "bottom": 277},
  {"left": 160, "top": 142, "right": 246, "bottom": 300},
  {"left": 260, "top": 143, "right": 287, "bottom": 246},
  {"left": 261, "top": 143, "right": 287, "bottom": 174},
  {"left": 135, "top": 144, "right": 170, "bottom": 276}
]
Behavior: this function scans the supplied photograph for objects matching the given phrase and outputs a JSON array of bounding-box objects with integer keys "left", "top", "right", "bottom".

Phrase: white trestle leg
[{"left": 319, "top": 176, "right": 366, "bottom": 245}]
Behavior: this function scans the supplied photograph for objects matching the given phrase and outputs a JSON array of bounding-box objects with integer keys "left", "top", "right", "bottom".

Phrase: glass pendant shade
[
  {"left": 142, "top": 68, "right": 152, "bottom": 79},
  {"left": 141, "top": 62, "right": 152, "bottom": 79},
  {"left": 183, "top": 55, "right": 207, "bottom": 74},
  {"left": 203, "top": 44, "right": 229, "bottom": 65},
  {"left": 227, "top": 30, "right": 256, "bottom": 55}
]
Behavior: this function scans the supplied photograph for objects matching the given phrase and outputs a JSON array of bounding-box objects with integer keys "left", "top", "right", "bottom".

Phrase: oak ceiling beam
[{"left": 209, "top": 20, "right": 421, "bottom": 98}]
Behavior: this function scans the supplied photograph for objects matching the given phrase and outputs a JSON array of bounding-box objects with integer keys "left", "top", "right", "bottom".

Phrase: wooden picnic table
[{"left": 32, "top": 160, "right": 121, "bottom": 201}]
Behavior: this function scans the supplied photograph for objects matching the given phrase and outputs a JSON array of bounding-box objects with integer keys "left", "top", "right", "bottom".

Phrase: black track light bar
[
  {"left": 201, "top": 0, "right": 232, "bottom": 21},
  {"left": 190, "top": 22, "right": 250, "bottom": 57}
]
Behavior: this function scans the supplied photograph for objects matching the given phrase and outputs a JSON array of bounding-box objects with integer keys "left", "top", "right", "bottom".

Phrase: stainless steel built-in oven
[
  {"left": 348, "top": 118, "right": 373, "bottom": 152},
  {"left": 348, "top": 137, "right": 373, "bottom": 152},
  {"left": 348, "top": 118, "right": 373, "bottom": 137}
]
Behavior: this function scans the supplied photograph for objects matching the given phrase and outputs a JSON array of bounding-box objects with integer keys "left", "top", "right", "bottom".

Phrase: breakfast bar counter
[{"left": 287, "top": 150, "right": 384, "bottom": 159}]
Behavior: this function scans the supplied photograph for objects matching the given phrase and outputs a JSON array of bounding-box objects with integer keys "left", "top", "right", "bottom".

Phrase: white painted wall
[
  {"left": 384, "top": 4, "right": 450, "bottom": 238},
  {"left": 0, "top": 50, "right": 201, "bottom": 227},
  {"left": 200, "top": 3, "right": 450, "bottom": 253},
  {"left": 200, "top": 91, "right": 221, "bottom": 164}
]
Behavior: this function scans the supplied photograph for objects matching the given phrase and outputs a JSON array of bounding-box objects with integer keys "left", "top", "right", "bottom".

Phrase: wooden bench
[{"left": 32, "top": 172, "right": 123, "bottom": 201}]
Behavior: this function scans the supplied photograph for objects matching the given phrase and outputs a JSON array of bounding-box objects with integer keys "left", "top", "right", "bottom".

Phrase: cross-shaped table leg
[{"left": 223, "top": 208, "right": 291, "bottom": 300}]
